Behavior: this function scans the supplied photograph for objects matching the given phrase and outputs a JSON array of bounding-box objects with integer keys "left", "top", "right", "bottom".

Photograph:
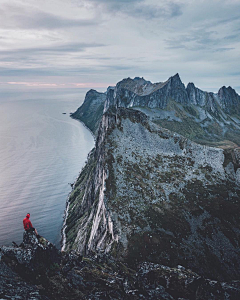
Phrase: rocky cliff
[
  {"left": 104, "top": 73, "right": 240, "bottom": 115},
  {"left": 66, "top": 99, "right": 240, "bottom": 284},
  {"left": 2, "top": 233, "right": 240, "bottom": 299}
]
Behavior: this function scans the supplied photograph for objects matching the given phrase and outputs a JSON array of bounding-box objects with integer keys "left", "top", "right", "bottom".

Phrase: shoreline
[
  {"left": 61, "top": 114, "right": 95, "bottom": 251},
  {"left": 61, "top": 155, "right": 92, "bottom": 251},
  {"left": 70, "top": 113, "right": 96, "bottom": 142}
]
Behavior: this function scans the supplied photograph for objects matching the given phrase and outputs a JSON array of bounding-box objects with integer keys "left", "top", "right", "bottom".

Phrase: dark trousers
[{"left": 26, "top": 227, "right": 35, "bottom": 232}]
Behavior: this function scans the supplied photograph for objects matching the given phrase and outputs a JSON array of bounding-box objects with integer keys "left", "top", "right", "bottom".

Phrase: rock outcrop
[
  {"left": 64, "top": 75, "right": 240, "bottom": 285},
  {"left": 218, "top": 86, "right": 240, "bottom": 115},
  {"left": 65, "top": 105, "right": 240, "bottom": 281},
  {"left": 104, "top": 74, "right": 189, "bottom": 111},
  {"left": 1, "top": 235, "right": 240, "bottom": 299}
]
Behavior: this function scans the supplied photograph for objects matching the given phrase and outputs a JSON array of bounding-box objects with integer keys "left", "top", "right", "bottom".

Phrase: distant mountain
[
  {"left": 65, "top": 74, "right": 240, "bottom": 282},
  {"left": 72, "top": 74, "right": 240, "bottom": 147},
  {"left": 71, "top": 89, "right": 106, "bottom": 136}
]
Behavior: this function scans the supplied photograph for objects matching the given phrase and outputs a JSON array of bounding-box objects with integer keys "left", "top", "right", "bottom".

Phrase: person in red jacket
[{"left": 23, "top": 213, "right": 38, "bottom": 236}]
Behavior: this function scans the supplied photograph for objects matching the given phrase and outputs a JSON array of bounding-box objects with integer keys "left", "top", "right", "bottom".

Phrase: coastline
[
  {"left": 70, "top": 113, "right": 96, "bottom": 141},
  {"left": 61, "top": 114, "right": 95, "bottom": 251}
]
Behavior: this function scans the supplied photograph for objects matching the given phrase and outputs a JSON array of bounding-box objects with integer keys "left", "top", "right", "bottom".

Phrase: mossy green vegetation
[{"left": 134, "top": 100, "right": 240, "bottom": 147}]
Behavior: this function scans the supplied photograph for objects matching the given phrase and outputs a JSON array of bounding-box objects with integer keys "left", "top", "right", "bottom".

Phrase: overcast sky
[{"left": 0, "top": 0, "right": 240, "bottom": 93}]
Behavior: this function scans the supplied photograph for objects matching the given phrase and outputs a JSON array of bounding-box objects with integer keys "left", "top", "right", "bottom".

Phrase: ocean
[{"left": 0, "top": 89, "right": 94, "bottom": 248}]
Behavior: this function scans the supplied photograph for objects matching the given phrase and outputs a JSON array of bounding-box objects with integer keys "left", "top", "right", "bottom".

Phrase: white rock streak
[{"left": 87, "top": 167, "right": 118, "bottom": 253}]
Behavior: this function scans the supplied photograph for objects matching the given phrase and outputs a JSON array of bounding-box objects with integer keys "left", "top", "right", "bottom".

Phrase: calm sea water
[{"left": 0, "top": 89, "right": 94, "bottom": 248}]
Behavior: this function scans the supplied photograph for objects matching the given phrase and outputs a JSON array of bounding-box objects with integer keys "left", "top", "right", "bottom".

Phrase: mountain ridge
[
  {"left": 66, "top": 100, "right": 240, "bottom": 282},
  {"left": 71, "top": 74, "right": 240, "bottom": 148}
]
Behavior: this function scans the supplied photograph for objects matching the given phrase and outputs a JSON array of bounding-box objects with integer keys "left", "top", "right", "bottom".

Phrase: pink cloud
[
  {"left": 7, "top": 82, "right": 58, "bottom": 87},
  {"left": 1, "top": 81, "right": 113, "bottom": 89},
  {"left": 71, "top": 82, "right": 113, "bottom": 88}
]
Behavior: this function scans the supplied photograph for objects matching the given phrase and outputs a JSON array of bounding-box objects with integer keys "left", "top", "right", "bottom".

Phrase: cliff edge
[
  {"left": 1, "top": 232, "right": 240, "bottom": 299},
  {"left": 65, "top": 100, "right": 240, "bottom": 281}
]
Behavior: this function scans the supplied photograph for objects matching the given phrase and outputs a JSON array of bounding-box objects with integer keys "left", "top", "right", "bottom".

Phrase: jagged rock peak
[
  {"left": 186, "top": 81, "right": 207, "bottom": 106},
  {"left": 83, "top": 89, "right": 105, "bottom": 101},
  {"left": 115, "top": 76, "right": 155, "bottom": 95},
  {"left": 218, "top": 85, "right": 238, "bottom": 97},
  {"left": 218, "top": 85, "right": 240, "bottom": 114},
  {"left": 103, "top": 73, "right": 189, "bottom": 112},
  {"left": 85, "top": 89, "right": 101, "bottom": 96},
  {"left": 116, "top": 73, "right": 185, "bottom": 96},
  {"left": 168, "top": 72, "right": 183, "bottom": 85},
  {"left": 186, "top": 82, "right": 195, "bottom": 89},
  {"left": 106, "top": 86, "right": 115, "bottom": 93},
  {"left": 133, "top": 76, "right": 152, "bottom": 84},
  {"left": 114, "top": 76, "right": 163, "bottom": 98},
  {"left": 120, "top": 76, "right": 151, "bottom": 83}
]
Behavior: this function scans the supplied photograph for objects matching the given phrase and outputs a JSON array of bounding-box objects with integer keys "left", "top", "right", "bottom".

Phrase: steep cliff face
[
  {"left": 186, "top": 82, "right": 207, "bottom": 106},
  {"left": 71, "top": 89, "right": 106, "bottom": 136},
  {"left": 64, "top": 110, "right": 119, "bottom": 254},
  {"left": 65, "top": 106, "right": 240, "bottom": 281},
  {"left": 218, "top": 86, "right": 240, "bottom": 115}
]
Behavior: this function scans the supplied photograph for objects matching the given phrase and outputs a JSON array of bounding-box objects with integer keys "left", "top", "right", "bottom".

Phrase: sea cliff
[{"left": 65, "top": 74, "right": 240, "bottom": 282}]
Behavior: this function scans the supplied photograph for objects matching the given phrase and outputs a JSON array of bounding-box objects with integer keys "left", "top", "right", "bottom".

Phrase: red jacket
[{"left": 23, "top": 214, "right": 33, "bottom": 231}]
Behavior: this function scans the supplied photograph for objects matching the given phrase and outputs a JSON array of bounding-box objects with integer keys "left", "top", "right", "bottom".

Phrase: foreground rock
[{"left": 1, "top": 234, "right": 240, "bottom": 299}]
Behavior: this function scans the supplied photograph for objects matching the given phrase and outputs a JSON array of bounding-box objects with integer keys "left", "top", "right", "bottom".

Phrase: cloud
[
  {"left": 0, "top": 68, "right": 61, "bottom": 77},
  {"left": 165, "top": 26, "right": 237, "bottom": 52},
  {"left": 0, "top": 42, "right": 106, "bottom": 72},
  {"left": 0, "top": 42, "right": 105, "bottom": 55},
  {"left": 86, "top": 0, "right": 183, "bottom": 19},
  {"left": 213, "top": 47, "right": 235, "bottom": 52},
  {"left": 0, "top": 66, "right": 96, "bottom": 77},
  {"left": 6, "top": 82, "right": 58, "bottom": 87},
  {"left": 17, "top": 13, "right": 97, "bottom": 29},
  {"left": 0, "top": 59, "right": 135, "bottom": 78},
  {"left": 71, "top": 82, "right": 114, "bottom": 88},
  {"left": 0, "top": 4, "right": 98, "bottom": 30},
  {"left": 128, "top": 2, "right": 182, "bottom": 19},
  {"left": 0, "top": 81, "right": 112, "bottom": 89}
]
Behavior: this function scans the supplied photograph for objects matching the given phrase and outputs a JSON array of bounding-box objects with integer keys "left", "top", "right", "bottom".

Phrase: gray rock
[{"left": 65, "top": 106, "right": 240, "bottom": 281}]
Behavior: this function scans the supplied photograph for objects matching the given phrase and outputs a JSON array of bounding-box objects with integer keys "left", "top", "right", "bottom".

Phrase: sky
[{"left": 0, "top": 0, "right": 240, "bottom": 93}]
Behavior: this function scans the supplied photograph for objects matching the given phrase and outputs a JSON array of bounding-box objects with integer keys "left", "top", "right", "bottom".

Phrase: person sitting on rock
[{"left": 23, "top": 213, "right": 39, "bottom": 236}]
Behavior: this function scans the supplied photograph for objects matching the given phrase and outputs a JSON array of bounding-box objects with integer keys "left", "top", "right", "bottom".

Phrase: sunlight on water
[{"left": 0, "top": 89, "right": 94, "bottom": 248}]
